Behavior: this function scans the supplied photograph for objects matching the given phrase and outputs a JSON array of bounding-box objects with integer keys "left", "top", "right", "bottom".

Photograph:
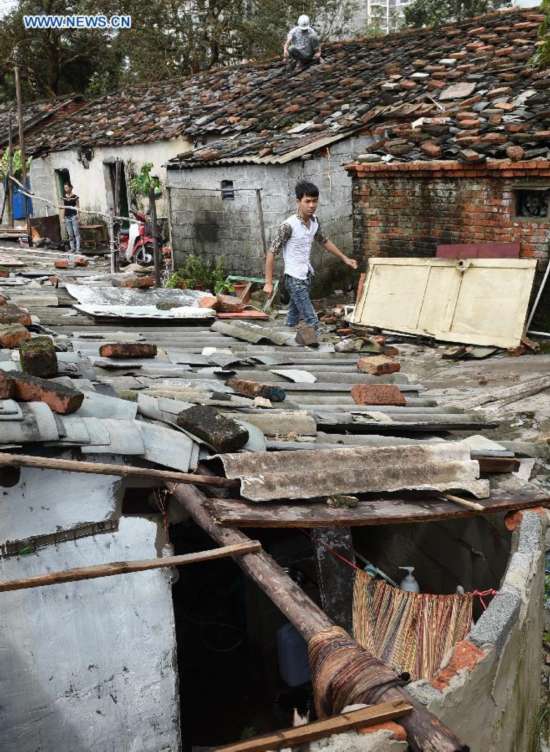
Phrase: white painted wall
[{"left": 29, "top": 137, "right": 192, "bottom": 222}]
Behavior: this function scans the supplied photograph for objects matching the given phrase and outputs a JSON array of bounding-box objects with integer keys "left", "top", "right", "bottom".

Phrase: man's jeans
[
  {"left": 285, "top": 274, "right": 319, "bottom": 332},
  {"left": 64, "top": 215, "right": 80, "bottom": 252}
]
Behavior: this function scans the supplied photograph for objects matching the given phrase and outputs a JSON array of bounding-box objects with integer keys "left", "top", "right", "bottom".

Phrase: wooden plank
[
  {"left": 207, "top": 493, "right": 550, "bottom": 528},
  {"left": 212, "top": 700, "right": 413, "bottom": 752},
  {"left": 0, "top": 452, "right": 239, "bottom": 489},
  {"left": 0, "top": 541, "right": 261, "bottom": 592},
  {"left": 169, "top": 483, "right": 467, "bottom": 752}
]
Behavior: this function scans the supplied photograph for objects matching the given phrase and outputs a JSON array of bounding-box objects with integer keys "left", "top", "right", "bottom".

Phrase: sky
[{"left": 0, "top": 0, "right": 17, "bottom": 17}]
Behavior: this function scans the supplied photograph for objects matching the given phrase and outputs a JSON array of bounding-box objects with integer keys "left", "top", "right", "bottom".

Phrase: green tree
[
  {"left": 537, "top": 0, "right": 550, "bottom": 68},
  {"left": 404, "top": 0, "right": 505, "bottom": 28},
  {"left": 0, "top": 0, "right": 124, "bottom": 101}
]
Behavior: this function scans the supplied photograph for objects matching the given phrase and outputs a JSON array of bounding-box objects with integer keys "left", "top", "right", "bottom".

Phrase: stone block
[
  {"left": 10, "top": 371, "right": 84, "bottom": 414},
  {"left": 176, "top": 405, "right": 249, "bottom": 452},
  {"left": 295, "top": 324, "right": 319, "bottom": 347},
  {"left": 0, "top": 323, "right": 31, "bottom": 348},
  {"left": 99, "top": 343, "right": 158, "bottom": 359},
  {"left": 19, "top": 336, "right": 58, "bottom": 377},
  {"left": 0, "top": 370, "right": 14, "bottom": 399},
  {"left": 216, "top": 294, "right": 245, "bottom": 313},
  {"left": 351, "top": 384, "right": 406, "bottom": 406},
  {"left": 357, "top": 355, "right": 401, "bottom": 375},
  {"left": 227, "top": 377, "right": 286, "bottom": 403},
  {"left": 0, "top": 304, "right": 32, "bottom": 327}
]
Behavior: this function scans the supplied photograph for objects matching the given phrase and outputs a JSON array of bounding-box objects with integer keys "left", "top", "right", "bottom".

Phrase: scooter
[{"left": 117, "top": 210, "right": 156, "bottom": 266}]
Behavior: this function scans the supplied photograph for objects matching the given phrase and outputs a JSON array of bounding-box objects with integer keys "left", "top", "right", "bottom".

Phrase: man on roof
[
  {"left": 283, "top": 15, "right": 322, "bottom": 69},
  {"left": 263, "top": 180, "right": 357, "bottom": 342}
]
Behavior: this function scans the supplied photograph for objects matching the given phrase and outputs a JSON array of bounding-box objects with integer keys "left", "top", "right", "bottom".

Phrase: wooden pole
[
  {"left": 213, "top": 700, "right": 413, "bottom": 752},
  {"left": 168, "top": 482, "right": 468, "bottom": 752},
  {"left": 107, "top": 209, "right": 117, "bottom": 273},
  {"left": 0, "top": 541, "right": 261, "bottom": 593},
  {"left": 14, "top": 62, "right": 32, "bottom": 244},
  {"left": 149, "top": 187, "right": 161, "bottom": 286},
  {"left": 165, "top": 185, "right": 175, "bottom": 275},
  {"left": 255, "top": 188, "right": 267, "bottom": 255},
  {"left": 6, "top": 113, "right": 13, "bottom": 227},
  {"left": 0, "top": 452, "right": 239, "bottom": 489}
]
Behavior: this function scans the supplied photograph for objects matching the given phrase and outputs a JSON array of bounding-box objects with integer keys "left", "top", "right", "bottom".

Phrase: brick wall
[{"left": 348, "top": 160, "right": 550, "bottom": 329}]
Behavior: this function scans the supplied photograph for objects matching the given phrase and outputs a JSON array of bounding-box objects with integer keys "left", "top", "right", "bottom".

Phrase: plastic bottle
[{"left": 399, "top": 566, "right": 420, "bottom": 593}]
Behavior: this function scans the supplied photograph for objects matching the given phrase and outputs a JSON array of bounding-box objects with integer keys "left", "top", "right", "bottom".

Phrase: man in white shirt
[
  {"left": 263, "top": 181, "right": 357, "bottom": 334},
  {"left": 283, "top": 15, "right": 322, "bottom": 69}
]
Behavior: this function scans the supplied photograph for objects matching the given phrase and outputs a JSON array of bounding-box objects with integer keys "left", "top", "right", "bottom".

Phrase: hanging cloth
[{"left": 353, "top": 569, "right": 473, "bottom": 681}]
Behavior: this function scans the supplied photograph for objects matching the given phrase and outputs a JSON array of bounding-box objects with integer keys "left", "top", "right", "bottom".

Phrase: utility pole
[{"left": 14, "top": 55, "right": 32, "bottom": 243}]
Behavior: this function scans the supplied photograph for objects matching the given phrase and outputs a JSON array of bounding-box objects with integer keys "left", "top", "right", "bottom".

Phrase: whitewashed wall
[{"left": 29, "top": 137, "right": 192, "bottom": 221}]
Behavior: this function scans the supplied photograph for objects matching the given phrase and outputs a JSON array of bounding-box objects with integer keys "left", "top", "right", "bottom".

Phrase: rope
[{"left": 8, "top": 174, "right": 141, "bottom": 225}]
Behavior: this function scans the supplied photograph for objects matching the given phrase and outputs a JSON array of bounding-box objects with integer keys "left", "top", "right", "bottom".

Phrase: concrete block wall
[
  {"left": 408, "top": 509, "right": 548, "bottom": 752},
  {"left": 168, "top": 134, "right": 372, "bottom": 293}
]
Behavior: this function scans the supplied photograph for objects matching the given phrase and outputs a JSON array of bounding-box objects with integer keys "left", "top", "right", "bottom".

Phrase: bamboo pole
[
  {"left": 0, "top": 452, "right": 239, "bottom": 489},
  {"left": 0, "top": 541, "right": 261, "bottom": 592},
  {"left": 169, "top": 482, "right": 468, "bottom": 752},
  {"left": 149, "top": 187, "right": 161, "bottom": 287}
]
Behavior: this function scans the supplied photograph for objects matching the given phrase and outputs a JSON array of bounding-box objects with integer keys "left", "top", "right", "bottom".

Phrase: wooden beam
[
  {"left": 0, "top": 452, "right": 239, "bottom": 489},
  {"left": 168, "top": 482, "right": 468, "bottom": 752},
  {"left": 0, "top": 541, "right": 261, "bottom": 592},
  {"left": 212, "top": 700, "right": 413, "bottom": 752},
  {"left": 206, "top": 492, "right": 550, "bottom": 528}
]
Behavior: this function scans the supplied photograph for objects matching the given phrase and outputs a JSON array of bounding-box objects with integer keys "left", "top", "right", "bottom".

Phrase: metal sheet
[
  {"left": 78, "top": 391, "right": 139, "bottom": 420},
  {"left": 72, "top": 303, "right": 214, "bottom": 321},
  {"left": 271, "top": 369, "right": 317, "bottom": 384},
  {"left": 215, "top": 442, "right": 490, "bottom": 502},
  {"left": 65, "top": 284, "right": 208, "bottom": 308},
  {"left": 80, "top": 419, "right": 145, "bottom": 455},
  {"left": 351, "top": 258, "right": 537, "bottom": 349},
  {"left": 137, "top": 421, "right": 195, "bottom": 472},
  {"left": 211, "top": 321, "right": 295, "bottom": 346}
]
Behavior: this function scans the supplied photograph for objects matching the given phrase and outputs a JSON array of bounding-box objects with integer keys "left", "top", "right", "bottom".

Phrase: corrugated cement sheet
[
  {"left": 351, "top": 257, "right": 537, "bottom": 348},
  {"left": 215, "top": 442, "right": 490, "bottom": 502}
]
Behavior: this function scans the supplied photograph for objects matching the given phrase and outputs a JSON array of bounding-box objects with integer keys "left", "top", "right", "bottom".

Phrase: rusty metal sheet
[
  {"left": 215, "top": 442, "right": 490, "bottom": 502},
  {"left": 352, "top": 258, "right": 537, "bottom": 349}
]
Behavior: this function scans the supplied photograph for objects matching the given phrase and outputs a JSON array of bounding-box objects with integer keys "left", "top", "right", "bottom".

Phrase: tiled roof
[
  {"left": 27, "top": 7, "right": 550, "bottom": 166},
  {"left": 0, "top": 95, "right": 84, "bottom": 148}
]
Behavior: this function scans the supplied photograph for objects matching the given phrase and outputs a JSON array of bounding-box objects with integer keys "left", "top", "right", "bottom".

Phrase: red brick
[
  {"left": 358, "top": 721, "right": 407, "bottom": 741},
  {"left": 216, "top": 294, "right": 245, "bottom": 313},
  {"left": 99, "top": 343, "right": 157, "bottom": 359},
  {"left": 117, "top": 275, "right": 155, "bottom": 289},
  {"left": 226, "top": 377, "right": 286, "bottom": 402},
  {"left": 357, "top": 355, "right": 401, "bottom": 375},
  {"left": 0, "top": 269, "right": 9, "bottom": 278},
  {"left": 198, "top": 295, "right": 219, "bottom": 309},
  {"left": 431, "top": 640, "right": 487, "bottom": 691},
  {"left": 0, "top": 370, "right": 14, "bottom": 399},
  {"left": 0, "top": 295, "right": 8, "bottom": 305},
  {"left": 74, "top": 255, "right": 89, "bottom": 267},
  {"left": 0, "top": 304, "right": 32, "bottom": 327},
  {"left": 0, "top": 324, "right": 31, "bottom": 348},
  {"left": 351, "top": 384, "right": 406, "bottom": 406},
  {"left": 54, "top": 259, "right": 70, "bottom": 269},
  {"left": 10, "top": 371, "right": 84, "bottom": 414}
]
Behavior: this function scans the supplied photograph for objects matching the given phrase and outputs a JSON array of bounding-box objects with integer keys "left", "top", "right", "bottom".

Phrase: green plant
[
  {"left": 165, "top": 255, "right": 235, "bottom": 293},
  {"left": 0, "top": 147, "right": 31, "bottom": 180},
  {"left": 129, "top": 162, "right": 162, "bottom": 200}
]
